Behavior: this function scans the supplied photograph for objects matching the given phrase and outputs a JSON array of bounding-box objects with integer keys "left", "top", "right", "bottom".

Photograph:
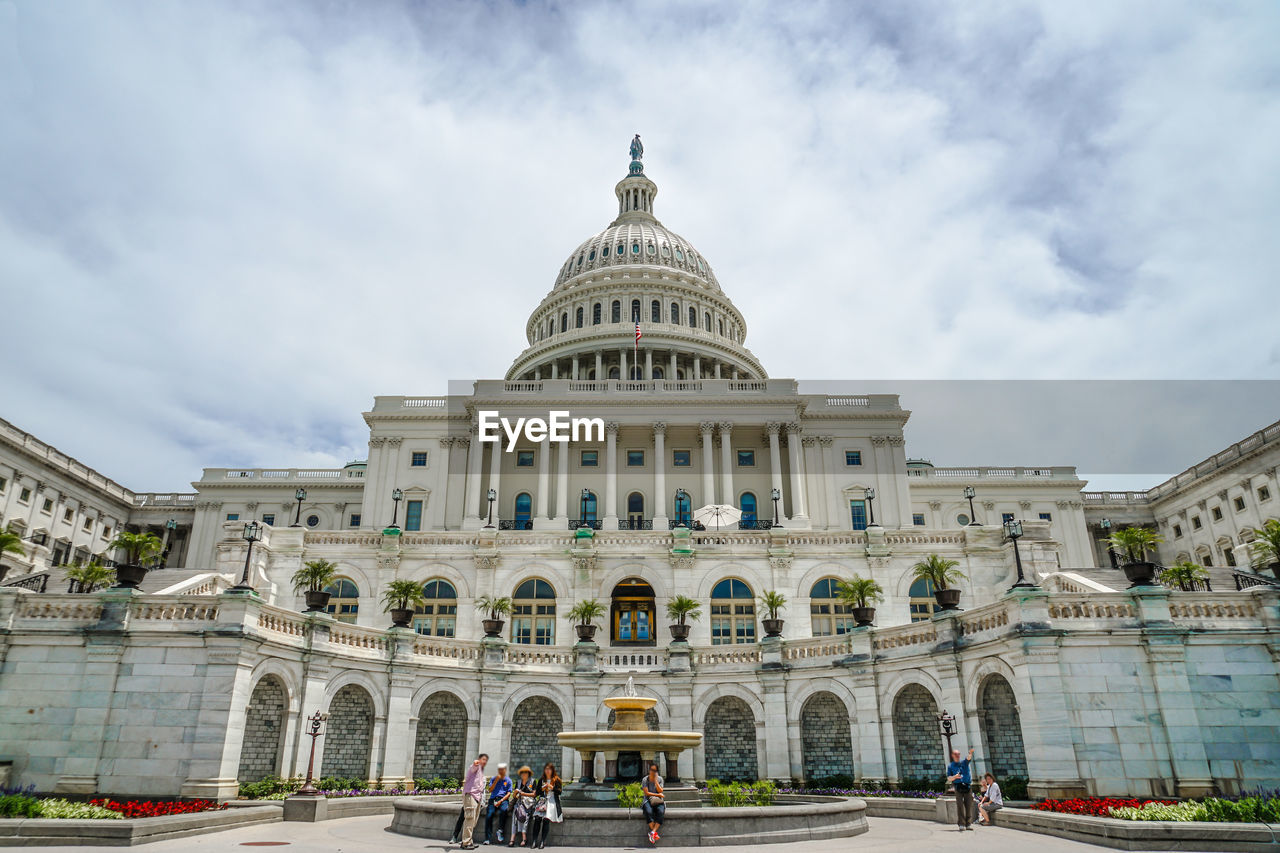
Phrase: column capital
[
  {"left": 717, "top": 421, "right": 733, "bottom": 434},
  {"left": 699, "top": 421, "right": 716, "bottom": 434},
  {"left": 784, "top": 422, "right": 802, "bottom": 435},
  {"left": 801, "top": 436, "right": 816, "bottom": 447},
  {"left": 369, "top": 437, "right": 387, "bottom": 448},
  {"left": 764, "top": 422, "right": 782, "bottom": 436},
  {"left": 818, "top": 435, "right": 834, "bottom": 446},
  {"left": 870, "top": 435, "right": 888, "bottom": 446},
  {"left": 652, "top": 422, "right": 667, "bottom": 435},
  {"left": 439, "top": 436, "right": 456, "bottom": 448},
  {"left": 605, "top": 421, "right": 621, "bottom": 436}
]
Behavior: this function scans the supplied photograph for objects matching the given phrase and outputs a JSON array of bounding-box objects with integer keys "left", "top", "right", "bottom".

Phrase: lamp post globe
[
  {"left": 231, "top": 521, "right": 261, "bottom": 592},
  {"left": 1003, "top": 518, "right": 1036, "bottom": 590},
  {"left": 292, "top": 488, "right": 308, "bottom": 527},
  {"left": 937, "top": 709, "right": 956, "bottom": 754},
  {"left": 579, "top": 488, "right": 590, "bottom": 528},
  {"left": 770, "top": 487, "right": 781, "bottom": 528},
  {"left": 675, "top": 488, "right": 688, "bottom": 528},
  {"left": 1100, "top": 517, "right": 1117, "bottom": 567},
  {"left": 485, "top": 488, "right": 497, "bottom": 528},
  {"left": 389, "top": 488, "right": 404, "bottom": 529},
  {"left": 865, "top": 487, "right": 877, "bottom": 526}
]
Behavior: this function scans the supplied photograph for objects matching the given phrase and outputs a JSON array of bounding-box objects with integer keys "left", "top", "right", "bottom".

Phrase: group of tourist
[
  {"left": 451, "top": 756, "right": 563, "bottom": 849},
  {"left": 946, "top": 747, "right": 1004, "bottom": 830}
]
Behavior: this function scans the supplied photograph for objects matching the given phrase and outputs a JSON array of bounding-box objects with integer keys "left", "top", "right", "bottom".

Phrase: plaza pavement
[{"left": 6, "top": 814, "right": 1115, "bottom": 852}]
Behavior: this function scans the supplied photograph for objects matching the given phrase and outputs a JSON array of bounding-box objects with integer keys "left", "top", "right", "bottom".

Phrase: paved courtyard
[{"left": 8, "top": 814, "right": 1114, "bottom": 853}]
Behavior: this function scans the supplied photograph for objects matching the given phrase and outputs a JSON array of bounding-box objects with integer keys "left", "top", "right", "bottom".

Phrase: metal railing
[
  {"left": 568, "top": 519, "right": 602, "bottom": 530},
  {"left": 498, "top": 520, "right": 535, "bottom": 531},
  {"left": 1233, "top": 569, "right": 1280, "bottom": 590}
]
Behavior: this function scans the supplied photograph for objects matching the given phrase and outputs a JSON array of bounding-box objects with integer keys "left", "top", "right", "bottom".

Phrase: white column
[
  {"left": 766, "top": 423, "right": 786, "bottom": 523},
  {"left": 693, "top": 356, "right": 701, "bottom": 379},
  {"left": 572, "top": 356, "right": 579, "bottom": 380},
  {"left": 669, "top": 351, "right": 677, "bottom": 379},
  {"left": 554, "top": 441, "right": 569, "bottom": 524},
  {"left": 550, "top": 361, "right": 558, "bottom": 379},
  {"left": 645, "top": 348, "right": 653, "bottom": 380},
  {"left": 486, "top": 433, "right": 502, "bottom": 526},
  {"left": 534, "top": 437, "right": 552, "bottom": 527},
  {"left": 653, "top": 423, "right": 668, "bottom": 527},
  {"left": 436, "top": 437, "right": 454, "bottom": 529},
  {"left": 786, "top": 423, "right": 809, "bottom": 525},
  {"left": 718, "top": 422, "right": 734, "bottom": 507},
  {"left": 462, "top": 434, "right": 484, "bottom": 529},
  {"left": 595, "top": 351, "right": 603, "bottom": 380},
  {"left": 699, "top": 422, "right": 715, "bottom": 508},
  {"left": 603, "top": 422, "right": 620, "bottom": 529},
  {"left": 620, "top": 348, "right": 628, "bottom": 382},
  {"left": 714, "top": 362, "right": 721, "bottom": 379}
]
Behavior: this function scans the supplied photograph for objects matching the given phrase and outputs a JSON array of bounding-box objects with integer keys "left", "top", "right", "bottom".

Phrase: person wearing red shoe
[{"left": 641, "top": 764, "right": 665, "bottom": 844}]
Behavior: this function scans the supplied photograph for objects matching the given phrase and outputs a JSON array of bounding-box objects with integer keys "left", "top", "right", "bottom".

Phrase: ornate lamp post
[
  {"left": 938, "top": 709, "right": 956, "bottom": 756},
  {"left": 865, "top": 487, "right": 877, "bottom": 526},
  {"left": 230, "top": 521, "right": 261, "bottom": 592},
  {"left": 161, "top": 518, "right": 177, "bottom": 566},
  {"left": 485, "top": 488, "right": 497, "bottom": 528},
  {"left": 291, "top": 488, "right": 307, "bottom": 527},
  {"left": 388, "top": 488, "right": 404, "bottom": 529},
  {"left": 962, "top": 486, "right": 980, "bottom": 525},
  {"left": 1100, "top": 517, "right": 1117, "bottom": 567},
  {"left": 580, "top": 488, "right": 590, "bottom": 529},
  {"left": 675, "top": 488, "right": 688, "bottom": 528},
  {"left": 1003, "top": 519, "right": 1035, "bottom": 589},
  {"left": 770, "top": 487, "right": 782, "bottom": 529},
  {"left": 294, "top": 710, "right": 330, "bottom": 796}
]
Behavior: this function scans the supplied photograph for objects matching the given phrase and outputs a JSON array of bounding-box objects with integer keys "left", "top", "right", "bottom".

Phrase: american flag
[{"left": 635, "top": 323, "right": 642, "bottom": 342}]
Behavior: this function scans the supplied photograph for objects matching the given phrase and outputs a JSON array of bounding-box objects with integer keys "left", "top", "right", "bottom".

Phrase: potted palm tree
[
  {"left": 911, "top": 554, "right": 967, "bottom": 611},
  {"left": 65, "top": 560, "right": 116, "bottom": 593},
  {"left": 0, "top": 524, "right": 25, "bottom": 579},
  {"left": 291, "top": 559, "right": 340, "bottom": 612},
  {"left": 1107, "top": 526, "right": 1163, "bottom": 587},
  {"left": 758, "top": 590, "right": 787, "bottom": 637},
  {"left": 568, "top": 599, "right": 606, "bottom": 643},
  {"left": 1248, "top": 519, "right": 1280, "bottom": 579},
  {"left": 836, "top": 575, "right": 885, "bottom": 627},
  {"left": 381, "top": 579, "right": 425, "bottom": 628},
  {"left": 476, "top": 595, "right": 513, "bottom": 638},
  {"left": 107, "top": 530, "right": 165, "bottom": 589},
  {"left": 666, "top": 595, "right": 702, "bottom": 642},
  {"left": 1158, "top": 561, "right": 1209, "bottom": 592}
]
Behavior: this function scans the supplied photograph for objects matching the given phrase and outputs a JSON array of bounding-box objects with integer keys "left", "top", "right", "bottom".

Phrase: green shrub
[
  {"left": 1203, "top": 797, "right": 1280, "bottom": 823},
  {"left": 414, "top": 777, "right": 461, "bottom": 791},
  {"left": 1109, "top": 801, "right": 1207, "bottom": 821},
  {"left": 315, "top": 776, "right": 367, "bottom": 791},
  {"left": 707, "top": 779, "right": 776, "bottom": 807},
  {"left": 35, "top": 799, "right": 123, "bottom": 820},
  {"left": 615, "top": 782, "right": 644, "bottom": 809},
  {"left": 808, "top": 774, "right": 856, "bottom": 790},
  {"left": 0, "top": 793, "right": 41, "bottom": 818},
  {"left": 999, "top": 776, "right": 1028, "bottom": 800},
  {"left": 238, "top": 775, "right": 302, "bottom": 799}
]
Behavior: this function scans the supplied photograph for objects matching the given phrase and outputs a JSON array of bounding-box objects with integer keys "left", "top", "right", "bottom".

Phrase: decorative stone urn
[
  {"left": 1122, "top": 561, "right": 1159, "bottom": 588},
  {"left": 112, "top": 564, "right": 148, "bottom": 590},
  {"left": 761, "top": 618, "right": 785, "bottom": 638},
  {"left": 669, "top": 623, "right": 691, "bottom": 642},
  {"left": 390, "top": 607, "right": 414, "bottom": 628},
  {"left": 304, "top": 590, "right": 331, "bottom": 613},
  {"left": 575, "top": 623, "right": 598, "bottom": 643},
  {"left": 852, "top": 606, "right": 876, "bottom": 627},
  {"left": 482, "top": 618, "right": 505, "bottom": 638},
  {"left": 933, "top": 588, "right": 962, "bottom": 611}
]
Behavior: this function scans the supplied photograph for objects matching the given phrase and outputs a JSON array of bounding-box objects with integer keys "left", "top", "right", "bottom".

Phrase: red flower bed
[
  {"left": 1032, "top": 797, "right": 1175, "bottom": 816},
  {"left": 90, "top": 799, "right": 228, "bottom": 818}
]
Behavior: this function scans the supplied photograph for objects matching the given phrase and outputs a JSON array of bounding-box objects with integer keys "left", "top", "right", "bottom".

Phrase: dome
[{"left": 506, "top": 137, "right": 765, "bottom": 382}]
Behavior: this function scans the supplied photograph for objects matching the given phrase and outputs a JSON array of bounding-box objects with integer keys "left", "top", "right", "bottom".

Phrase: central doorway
[{"left": 610, "top": 578, "right": 656, "bottom": 646}]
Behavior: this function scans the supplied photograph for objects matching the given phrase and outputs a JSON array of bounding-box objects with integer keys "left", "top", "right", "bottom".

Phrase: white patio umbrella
[{"left": 692, "top": 504, "right": 742, "bottom": 531}]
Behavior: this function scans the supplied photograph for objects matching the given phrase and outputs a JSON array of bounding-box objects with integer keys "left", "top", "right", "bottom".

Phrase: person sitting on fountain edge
[{"left": 642, "top": 763, "right": 665, "bottom": 844}]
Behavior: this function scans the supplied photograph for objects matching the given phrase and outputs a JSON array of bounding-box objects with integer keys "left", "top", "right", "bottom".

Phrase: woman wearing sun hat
[{"left": 508, "top": 766, "right": 536, "bottom": 847}]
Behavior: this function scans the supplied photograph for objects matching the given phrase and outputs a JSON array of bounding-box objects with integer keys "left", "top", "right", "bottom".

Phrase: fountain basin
[{"left": 390, "top": 796, "right": 869, "bottom": 846}]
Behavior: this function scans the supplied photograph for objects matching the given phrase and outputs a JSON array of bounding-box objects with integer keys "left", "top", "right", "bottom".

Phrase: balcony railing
[
  {"left": 1233, "top": 569, "right": 1280, "bottom": 590},
  {"left": 498, "top": 520, "right": 535, "bottom": 531},
  {"left": 737, "top": 519, "right": 777, "bottom": 530},
  {"left": 620, "top": 518, "right": 653, "bottom": 530},
  {"left": 568, "top": 519, "right": 602, "bottom": 530}
]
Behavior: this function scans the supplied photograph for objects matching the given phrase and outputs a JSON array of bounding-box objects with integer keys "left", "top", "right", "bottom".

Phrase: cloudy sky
[{"left": 1, "top": 1, "right": 1278, "bottom": 492}]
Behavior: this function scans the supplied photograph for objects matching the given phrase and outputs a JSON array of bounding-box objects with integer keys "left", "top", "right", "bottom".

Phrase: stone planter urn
[
  {"left": 482, "top": 618, "right": 506, "bottom": 638},
  {"left": 389, "top": 607, "right": 414, "bottom": 628},
  {"left": 112, "top": 564, "right": 148, "bottom": 590},
  {"left": 669, "top": 623, "right": 691, "bottom": 642},
  {"left": 933, "top": 588, "right": 962, "bottom": 611},
  {"left": 575, "top": 624, "right": 598, "bottom": 643},
  {"left": 852, "top": 606, "right": 876, "bottom": 627},
  {"left": 304, "top": 590, "right": 331, "bottom": 613},
  {"left": 762, "top": 618, "right": 785, "bottom": 638},
  {"left": 1122, "top": 561, "right": 1159, "bottom": 588}
]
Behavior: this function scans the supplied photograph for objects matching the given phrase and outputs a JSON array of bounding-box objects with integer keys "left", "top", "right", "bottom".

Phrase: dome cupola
[{"left": 506, "top": 137, "right": 765, "bottom": 382}]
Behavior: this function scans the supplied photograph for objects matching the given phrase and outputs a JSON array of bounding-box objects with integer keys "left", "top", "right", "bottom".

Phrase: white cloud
[{"left": 0, "top": 0, "right": 1276, "bottom": 491}]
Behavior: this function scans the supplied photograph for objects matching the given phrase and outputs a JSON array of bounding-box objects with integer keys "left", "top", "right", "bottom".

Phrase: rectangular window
[
  {"left": 102, "top": 526, "right": 112, "bottom": 540},
  {"left": 410, "top": 451, "right": 428, "bottom": 467},
  {"left": 736, "top": 449, "right": 755, "bottom": 467},
  {"left": 83, "top": 517, "right": 93, "bottom": 530},
  {"left": 1212, "top": 506, "right": 1223, "bottom": 521},
  {"left": 1234, "top": 496, "right": 1246, "bottom": 511},
  {"left": 515, "top": 450, "right": 535, "bottom": 467},
  {"left": 63, "top": 508, "right": 73, "bottom": 522},
  {"left": 627, "top": 450, "right": 645, "bottom": 467},
  {"left": 580, "top": 450, "right": 598, "bottom": 467},
  {"left": 226, "top": 513, "right": 239, "bottom": 521},
  {"left": 1001, "top": 512, "right": 1015, "bottom": 525},
  {"left": 261, "top": 513, "right": 275, "bottom": 526},
  {"left": 672, "top": 449, "right": 691, "bottom": 467},
  {"left": 850, "top": 500, "right": 867, "bottom": 531},
  {"left": 0, "top": 476, "right": 6, "bottom": 492},
  {"left": 1039, "top": 512, "right": 1052, "bottom": 522},
  {"left": 912, "top": 513, "right": 926, "bottom": 526},
  {"left": 845, "top": 451, "right": 862, "bottom": 466},
  {"left": 41, "top": 498, "right": 53, "bottom": 513},
  {"left": 1191, "top": 515, "right": 1202, "bottom": 529},
  {"left": 1203, "top": 553, "right": 1214, "bottom": 567},
  {"left": 349, "top": 513, "right": 361, "bottom": 527},
  {"left": 405, "top": 500, "right": 423, "bottom": 532},
  {"left": 19, "top": 487, "right": 31, "bottom": 503},
  {"left": 1260, "top": 486, "right": 1272, "bottom": 502},
  {"left": 1173, "top": 524, "right": 1183, "bottom": 538}
]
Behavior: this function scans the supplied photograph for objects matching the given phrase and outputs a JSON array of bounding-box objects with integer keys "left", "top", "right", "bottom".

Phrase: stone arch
[
  {"left": 693, "top": 563, "right": 769, "bottom": 599},
  {"left": 597, "top": 563, "right": 671, "bottom": 601},
  {"left": 800, "top": 691, "right": 855, "bottom": 782},
  {"left": 510, "top": 696, "right": 563, "bottom": 775},
  {"left": 406, "top": 563, "right": 473, "bottom": 599},
  {"left": 321, "top": 684, "right": 374, "bottom": 780},
  {"left": 977, "top": 674, "right": 1028, "bottom": 780},
  {"left": 892, "top": 683, "right": 940, "bottom": 782},
  {"left": 413, "top": 692, "right": 468, "bottom": 781},
  {"left": 703, "top": 696, "right": 758, "bottom": 782},
  {"left": 237, "top": 675, "right": 287, "bottom": 782}
]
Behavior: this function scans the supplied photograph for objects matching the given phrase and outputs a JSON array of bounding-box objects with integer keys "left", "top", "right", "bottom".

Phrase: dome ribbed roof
[{"left": 553, "top": 220, "right": 720, "bottom": 293}]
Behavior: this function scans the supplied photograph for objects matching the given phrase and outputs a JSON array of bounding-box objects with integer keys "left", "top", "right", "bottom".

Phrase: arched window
[
  {"left": 631, "top": 299, "right": 641, "bottom": 322},
  {"left": 414, "top": 579, "right": 457, "bottom": 637},
  {"left": 514, "top": 492, "right": 532, "bottom": 529},
  {"left": 909, "top": 578, "right": 937, "bottom": 623},
  {"left": 688, "top": 306, "right": 697, "bottom": 327},
  {"left": 674, "top": 490, "right": 692, "bottom": 526},
  {"left": 560, "top": 312, "right": 568, "bottom": 333},
  {"left": 608, "top": 366, "right": 620, "bottom": 379},
  {"left": 626, "top": 492, "right": 645, "bottom": 529},
  {"left": 718, "top": 318, "right": 724, "bottom": 336},
  {"left": 651, "top": 300, "right": 660, "bottom": 323},
  {"left": 575, "top": 307, "right": 583, "bottom": 328},
  {"left": 611, "top": 300, "right": 621, "bottom": 323},
  {"left": 512, "top": 579, "right": 556, "bottom": 645},
  {"left": 710, "top": 578, "right": 755, "bottom": 645},
  {"left": 739, "top": 492, "right": 757, "bottom": 528},
  {"left": 670, "top": 302, "right": 680, "bottom": 324},
  {"left": 611, "top": 578, "right": 656, "bottom": 645},
  {"left": 653, "top": 366, "right": 663, "bottom": 379},
  {"left": 704, "top": 312, "right": 712, "bottom": 332},
  {"left": 323, "top": 578, "right": 360, "bottom": 624},
  {"left": 809, "top": 578, "right": 855, "bottom": 636},
  {"left": 593, "top": 303, "right": 602, "bottom": 325}
]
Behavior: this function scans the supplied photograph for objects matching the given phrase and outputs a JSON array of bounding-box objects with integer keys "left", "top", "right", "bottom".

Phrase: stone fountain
[{"left": 557, "top": 678, "right": 702, "bottom": 803}]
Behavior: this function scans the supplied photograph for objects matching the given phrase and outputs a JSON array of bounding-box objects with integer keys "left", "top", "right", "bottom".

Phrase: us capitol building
[{"left": 0, "top": 141, "right": 1277, "bottom": 802}]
